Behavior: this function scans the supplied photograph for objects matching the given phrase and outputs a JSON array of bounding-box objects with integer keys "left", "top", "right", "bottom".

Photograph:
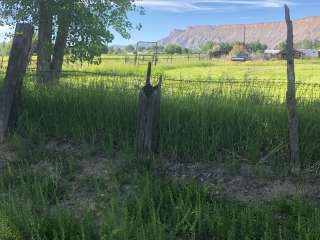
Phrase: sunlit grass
[
  {"left": 18, "top": 77, "right": 320, "bottom": 171},
  {"left": 1, "top": 55, "right": 320, "bottom": 240}
]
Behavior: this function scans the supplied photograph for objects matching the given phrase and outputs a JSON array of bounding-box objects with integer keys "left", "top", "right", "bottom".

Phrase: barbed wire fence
[
  {"left": 0, "top": 46, "right": 319, "bottom": 103},
  {"left": 0, "top": 68, "right": 318, "bottom": 103}
]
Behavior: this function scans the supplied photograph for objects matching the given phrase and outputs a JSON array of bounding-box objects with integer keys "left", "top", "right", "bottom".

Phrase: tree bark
[
  {"left": 50, "top": 12, "right": 71, "bottom": 81},
  {"left": 0, "top": 23, "right": 34, "bottom": 143},
  {"left": 37, "top": 0, "right": 53, "bottom": 83}
]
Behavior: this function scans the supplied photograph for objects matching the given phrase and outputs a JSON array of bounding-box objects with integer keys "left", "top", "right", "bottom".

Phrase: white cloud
[{"left": 135, "top": 0, "right": 297, "bottom": 12}]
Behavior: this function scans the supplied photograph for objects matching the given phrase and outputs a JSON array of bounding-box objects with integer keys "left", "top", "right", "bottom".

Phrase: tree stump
[
  {"left": 137, "top": 62, "right": 162, "bottom": 155},
  {"left": 285, "top": 5, "right": 301, "bottom": 173},
  {"left": 0, "top": 23, "right": 34, "bottom": 143}
]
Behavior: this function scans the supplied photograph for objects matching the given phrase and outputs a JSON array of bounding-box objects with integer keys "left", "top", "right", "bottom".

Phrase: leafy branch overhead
[{"left": 0, "top": 0, "right": 143, "bottom": 81}]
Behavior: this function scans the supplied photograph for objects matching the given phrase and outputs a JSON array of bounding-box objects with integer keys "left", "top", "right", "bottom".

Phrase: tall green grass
[
  {"left": 1, "top": 60, "right": 320, "bottom": 239},
  {"left": 2, "top": 161, "right": 320, "bottom": 240},
  {"left": 18, "top": 77, "right": 320, "bottom": 170}
]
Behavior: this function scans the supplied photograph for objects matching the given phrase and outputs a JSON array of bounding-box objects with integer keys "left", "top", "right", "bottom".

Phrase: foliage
[
  {"left": 165, "top": 44, "right": 182, "bottom": 54},
  {"left": 0, "top": 0, "right": 142, "bottom": 63},
  {"left": 125, "top": 44, "right": 135, "bottom": 53},
  {"left": 230, "top": 43, "right": 247, "bottom": 56},
  {"left": 219, "top": 42, "right": 233, "bottom": 53},
  {"left": 294, "top": 40, "right": 320, "bottom": 49},
  {"left": 276, "top": 41, "right": 286, "bottom": 50},
  {"left": 202, "top": 41, "right": 265, "bottom": 54},
  {"left": 182, "top": 48, "right": 191, "bottom": 54},
  {"left": 200, "top": 41, "right": 218, "bottom": 53},
  {"left": 246, "top": 41, "right": 267, "bottom": 53}
]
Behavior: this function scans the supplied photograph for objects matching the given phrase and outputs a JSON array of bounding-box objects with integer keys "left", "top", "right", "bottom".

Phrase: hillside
[{"left": 159, "top": 16, "right": 320, "bottom": 49}]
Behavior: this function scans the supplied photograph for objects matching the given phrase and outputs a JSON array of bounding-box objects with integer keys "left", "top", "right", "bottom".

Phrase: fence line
[
  {"left": 14, "top": 70, "right": 320, "bottom": 89},
  {"left": 2, "top": 69, "right": 320, "bottom": 102}
]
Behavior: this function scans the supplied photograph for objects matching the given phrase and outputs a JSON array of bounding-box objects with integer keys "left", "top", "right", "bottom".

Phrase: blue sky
[
  {"left": 0, "top": 1, "right": 319, "bottom": 45},
  {"left": 112, "top": 0, "right": 320, "bottom": 45}
]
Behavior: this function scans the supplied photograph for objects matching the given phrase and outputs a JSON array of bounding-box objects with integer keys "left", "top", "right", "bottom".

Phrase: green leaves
[
  {"left": 0, "top": 0, "right": 142, "bottom": 64},
  {"left": 165, "top": 44, "right": 183, "bottom": 55}
]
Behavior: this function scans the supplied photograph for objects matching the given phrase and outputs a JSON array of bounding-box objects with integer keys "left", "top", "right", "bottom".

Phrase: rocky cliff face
[{"left": 159, "top": 17, "right": 320, "bottom": 49}]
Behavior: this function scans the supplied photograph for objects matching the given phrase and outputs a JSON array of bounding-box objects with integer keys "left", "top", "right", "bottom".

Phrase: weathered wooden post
[
  {"left": 134, "top": 43, "right": 138, "bottom": 65},
  {"left": 285, "top": 5, "right": 301, "bottom": 173},
  {"left": 137, "top": 62, "right": 162, "bottom": 155},
  {"left": 1, "top": 56, "right": 4, "bottom": 69},
  {"left": 0, "top": 23, "right": 34, "bottom": 143}
]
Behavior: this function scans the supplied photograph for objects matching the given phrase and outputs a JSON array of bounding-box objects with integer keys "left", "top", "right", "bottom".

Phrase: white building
[{"left": 264, "top": 49, "right": 281, "bottom": 55}]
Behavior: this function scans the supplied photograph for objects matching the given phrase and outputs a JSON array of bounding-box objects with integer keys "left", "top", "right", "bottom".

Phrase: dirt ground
[
  {"left": 2, "top": 141, "right": 320, "bottom": 205},
  {"left": 162, "top": 160, "right": 320, "bottom": 202}
]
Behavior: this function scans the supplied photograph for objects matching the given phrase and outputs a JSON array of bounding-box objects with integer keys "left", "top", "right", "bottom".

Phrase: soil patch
[{"left": 162, "top": 161, "right": 320, "bottom": 202}]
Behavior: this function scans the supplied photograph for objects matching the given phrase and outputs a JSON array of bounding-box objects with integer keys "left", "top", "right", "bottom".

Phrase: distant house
[
  {"left": 264, "top": 49, "right": 280, "bottom": 60},
  {"left": 208, "top": 49, "right": 230, "bottom": 59},
  {"left": 231, "top": 52, "right": 250, "bottom": 62},
  {"left": 264, "top": 49, "right": 281, "bottom": 55},
  {"left": 298, "top": 49, "right": 319, "bottom": 58},
  {"left": 276, "top": 49, "right": 304, "bottom": 60},
  {"left": 264, "top": 49, "right": 281, "bottom": 59}
]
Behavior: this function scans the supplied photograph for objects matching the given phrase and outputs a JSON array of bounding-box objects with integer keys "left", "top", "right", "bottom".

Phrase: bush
[{"left": 165, "top": 44, "right": 182, "bottom": 55}]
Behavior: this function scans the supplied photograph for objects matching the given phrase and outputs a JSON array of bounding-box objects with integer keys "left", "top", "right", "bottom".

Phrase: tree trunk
[
  {"left": 0, "top": 24, "right": 34, "bottom": 143},
  {"left": 50, "top": 13, "right": 71, "bottom": 81},
  {"left": 37, "top": 0, "right": 53, "bottom": 83}
]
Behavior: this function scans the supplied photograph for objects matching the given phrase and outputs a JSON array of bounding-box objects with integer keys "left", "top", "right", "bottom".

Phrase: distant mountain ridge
[{"left": 159, "top": 16, "right": 320, "bottom": 49}]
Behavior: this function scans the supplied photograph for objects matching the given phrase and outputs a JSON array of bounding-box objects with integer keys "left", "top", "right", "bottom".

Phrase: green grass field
[
  {"left": 60, "top": 55, "right": 320, "bottom": 81},
  {"left": 1, "top": 55, "right": 320, "bottom": 239}
]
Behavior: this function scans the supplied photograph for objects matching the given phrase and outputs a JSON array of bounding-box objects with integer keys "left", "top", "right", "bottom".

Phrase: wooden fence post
[
  {"left": 285, "top": 5, "right": 301, "bottom": 173},
  {"left": 1, "top": 56, "right": 4, "bottom": 69},
  {"left": 0, "top": 23, "right": 34, "bottom": 143},
  {"left": 137, "top": 62, "right": 162, "bottom": 155}
]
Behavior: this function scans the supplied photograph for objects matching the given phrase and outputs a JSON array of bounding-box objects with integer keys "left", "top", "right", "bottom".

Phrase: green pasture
[
  {"left": 19, "top": 55, "right": 320, "bottom": 102},
  {"left": 1, "top": 55, "right": 320, "bottom": 240},
  {"left": 59, "top": 55, "right": 320, "bottom": 82}
]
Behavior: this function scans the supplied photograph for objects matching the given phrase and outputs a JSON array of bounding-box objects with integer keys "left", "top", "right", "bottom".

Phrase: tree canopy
[
  {"left": 246, "top": 42, "right": 267, "bottom": 53},
  {"left": 200, "top": 41, "right": 234, "bottom": 54},
  {"left": 294, "top": 40, "right": 320, "bottom": 50},
  {"left": 125, "top": 44, "right": 135, "bottom": 53},
  {"left": 0, "top": 0, "right": 142, "bottom": 81},
  {"left": 165, "top": 44, "right": 182, "bottom": 55},
  {"left": 200, "top": 41, "right": 217, "bottom": 53},
  {"left": 230, "top": 43, "right": 247, "bottom": 56}
]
